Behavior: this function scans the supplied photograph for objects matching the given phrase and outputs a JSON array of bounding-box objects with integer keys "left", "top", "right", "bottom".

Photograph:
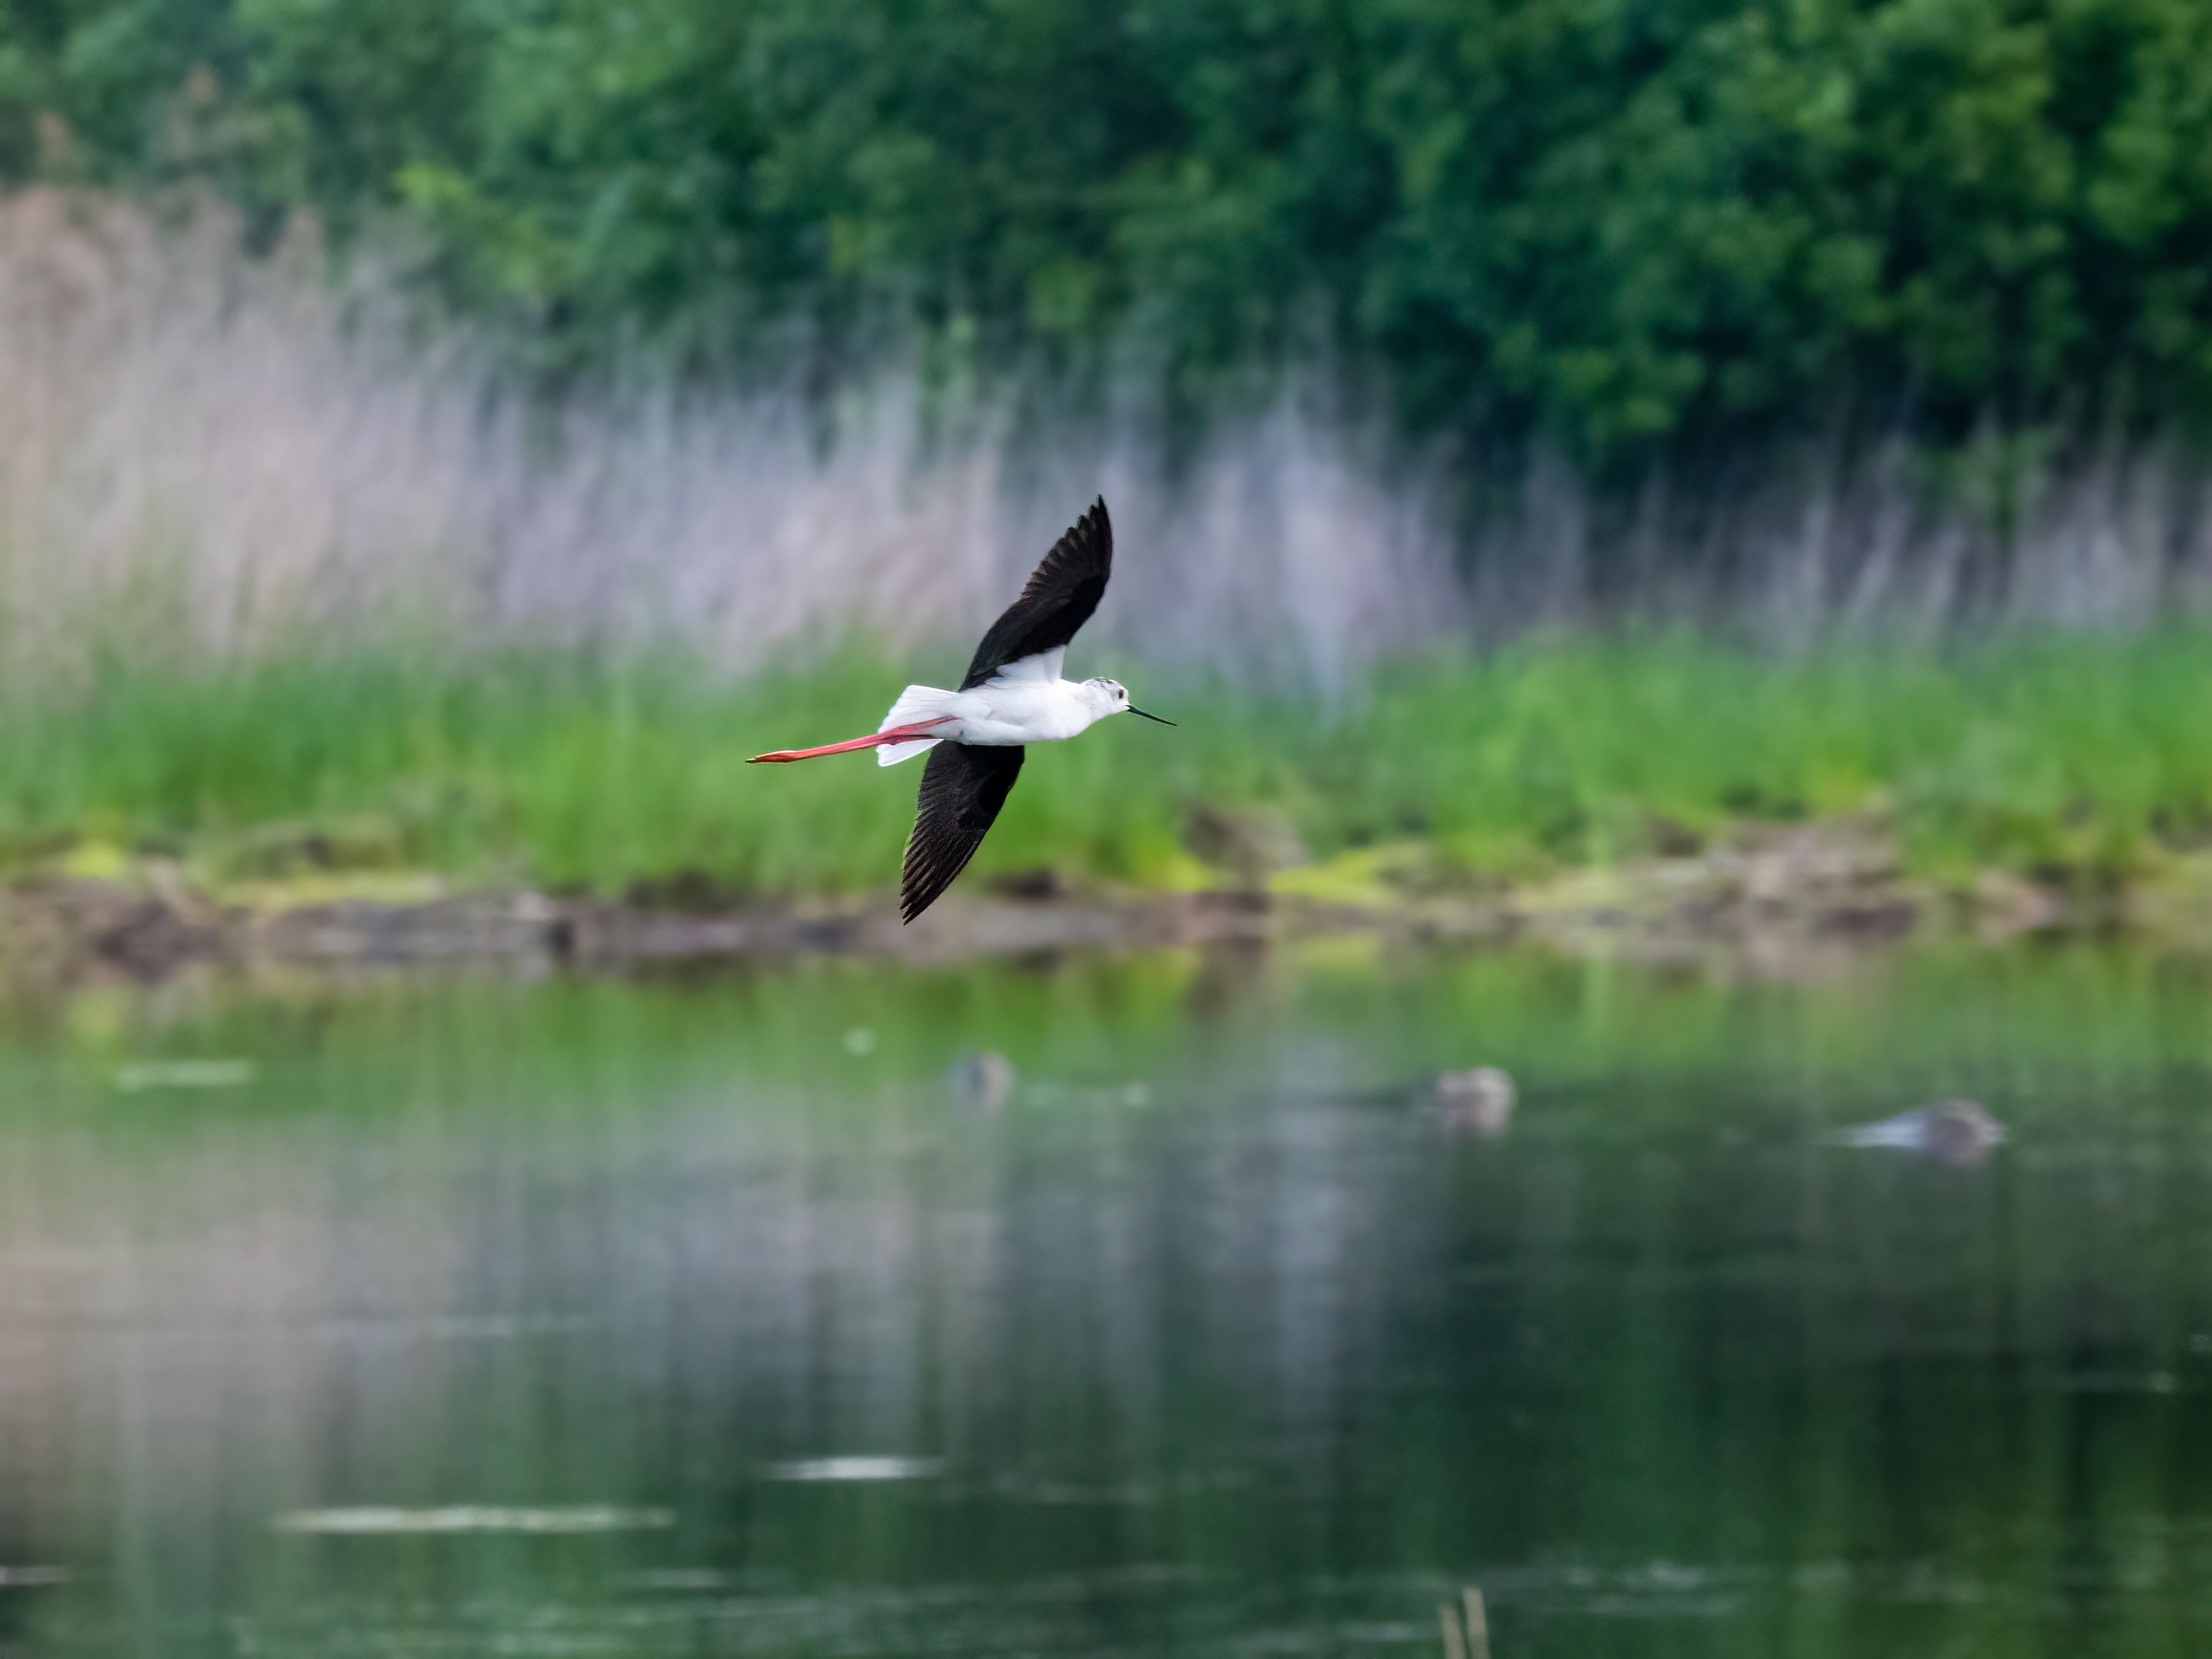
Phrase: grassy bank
[{"left": 2, "top": 631, "right": 2209, "bottom": 904}]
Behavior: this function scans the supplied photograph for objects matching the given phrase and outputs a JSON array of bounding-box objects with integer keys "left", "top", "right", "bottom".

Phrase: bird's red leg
[{"left": 747, "top": 718, "right": 953, "bottom": 764}]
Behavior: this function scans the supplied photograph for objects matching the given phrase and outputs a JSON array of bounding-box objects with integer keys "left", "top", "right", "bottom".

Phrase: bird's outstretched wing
[
  {"left": 960, "top": 498, "right": 1112, "bottom": 690},
  {"left": 901, "top": 744, "right": 1026, "bottom": 921}
]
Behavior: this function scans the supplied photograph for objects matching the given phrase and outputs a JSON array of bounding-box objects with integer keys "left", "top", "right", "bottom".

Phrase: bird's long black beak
[{"left": 1128, "top": 706, "right": 1176, "bottom": 725}]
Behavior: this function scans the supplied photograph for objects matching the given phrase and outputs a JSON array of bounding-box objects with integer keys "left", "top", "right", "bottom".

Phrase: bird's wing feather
[
  {"left": 960, "top": 499, "right": 1111, "bottom": 691},
  {"left": 901, "top": 744, "right": 1026, "bottom": 921},
  {"left": 984, "top": 645, "right": 1064, "bottom": 686}
]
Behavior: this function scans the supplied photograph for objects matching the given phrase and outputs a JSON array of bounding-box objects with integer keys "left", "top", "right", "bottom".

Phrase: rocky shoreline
[{"left": 8, "top": 815, "right": 2212, "bottom": 986}]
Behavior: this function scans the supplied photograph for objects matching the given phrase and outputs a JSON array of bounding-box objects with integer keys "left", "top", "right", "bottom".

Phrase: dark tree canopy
[{"left": 8, "top": 0, "right": 2212, "bottom": 462}]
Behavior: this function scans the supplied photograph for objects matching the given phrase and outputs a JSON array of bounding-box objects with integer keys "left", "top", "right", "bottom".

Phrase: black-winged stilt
[{"left": 748, "top": 498, "right": 1172, "bottom": 921}]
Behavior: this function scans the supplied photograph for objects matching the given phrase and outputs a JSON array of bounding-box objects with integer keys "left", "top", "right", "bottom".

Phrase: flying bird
[{"left": 748, "top": 498, "right": 1172, "bottom": 921}]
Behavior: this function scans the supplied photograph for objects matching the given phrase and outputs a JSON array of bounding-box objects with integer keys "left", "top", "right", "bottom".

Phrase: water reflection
[{"left": 0, "top": 944, "right": 2207, "bottom": 1656}]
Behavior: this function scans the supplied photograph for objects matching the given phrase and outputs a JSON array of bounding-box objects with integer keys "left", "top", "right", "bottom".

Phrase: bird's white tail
[{"left": 875, "top": 685, "right": 960, "bottom": 765}]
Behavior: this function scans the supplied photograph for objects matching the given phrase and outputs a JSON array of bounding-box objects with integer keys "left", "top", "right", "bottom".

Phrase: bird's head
[{"left": 1084, "top": 678, "right": 1175, "bottom": 726}]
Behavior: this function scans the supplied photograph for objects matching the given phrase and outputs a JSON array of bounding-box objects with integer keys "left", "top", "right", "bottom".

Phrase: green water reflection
[{"left": 0, "top": 941, "right": 2208, "bottom": 1657}]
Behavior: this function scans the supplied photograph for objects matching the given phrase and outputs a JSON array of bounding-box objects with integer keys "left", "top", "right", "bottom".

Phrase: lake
[{"left": 0, "top": 939, "right": 2207, "bottom": 1657}]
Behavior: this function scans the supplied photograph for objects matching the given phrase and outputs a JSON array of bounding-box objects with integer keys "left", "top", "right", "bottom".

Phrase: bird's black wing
[
  {"left": 901, "top": 744, "right": 1026, "bottom": 922},
  {"left": 959, "top": 498, "right": 1112, "bottom": 690}
]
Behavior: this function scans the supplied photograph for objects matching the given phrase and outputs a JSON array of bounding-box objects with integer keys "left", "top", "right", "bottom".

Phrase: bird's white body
[{"left": 873, "top": 648, "right": 1130, "bottom": 765}]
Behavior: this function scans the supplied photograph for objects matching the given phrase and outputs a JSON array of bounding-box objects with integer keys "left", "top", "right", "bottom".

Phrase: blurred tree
[{"left": 5, "top": 0, "right": 2212, "bottom": 465}]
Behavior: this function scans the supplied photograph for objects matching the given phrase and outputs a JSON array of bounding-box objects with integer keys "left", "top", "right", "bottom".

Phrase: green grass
[{"left": 2, "top": 630, "right": 2209, "bottom": 899}]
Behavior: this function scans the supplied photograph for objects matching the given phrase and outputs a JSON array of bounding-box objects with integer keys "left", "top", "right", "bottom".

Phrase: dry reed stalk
[
  {"left": 1437, "top": 1586, "right": 1492, "bottom": 1659},
  {"left": 1437, "top": 1600, "right": 1467, "bottom": 1659},
  {"left": 0, "top": 184, "right": 2205, "bottom": 697},
  {"left": 1462, "top": 1586, "right": 1491, "bottom": 1659},
  {"left": 0, "top": 188, "right": 1467, "bottom": 690}
]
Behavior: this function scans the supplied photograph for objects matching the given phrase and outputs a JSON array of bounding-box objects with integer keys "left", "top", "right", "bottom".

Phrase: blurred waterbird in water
[
  {"left": 1431, "top": 1067, "right": 1516, "bottom": 1138},
  {"left": 1831, "top": 1099, "right": 2007, "bottom": 1167},
  {"left": 948, "top": 1051, "right": 1018, "bottom": 1114},
  {"left": 750, "top": 499, "right": 1173, "bottom": 920}
]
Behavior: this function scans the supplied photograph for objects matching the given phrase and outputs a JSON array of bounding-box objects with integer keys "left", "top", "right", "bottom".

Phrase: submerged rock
[
  {"left": 1433, "top": 1066, "right": 1516, "bottom": 1138},
  {"left": 949, "top": 1051, "right": 1018, "bottom": 1114}
]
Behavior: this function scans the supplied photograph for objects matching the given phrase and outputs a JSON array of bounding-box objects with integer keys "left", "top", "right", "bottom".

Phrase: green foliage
[
  {"left": 2, "top": 631, "right": 2209, "bottom": 898},
  {"left": 9, "top": 1, "right": 2212, "bottom": 455}
]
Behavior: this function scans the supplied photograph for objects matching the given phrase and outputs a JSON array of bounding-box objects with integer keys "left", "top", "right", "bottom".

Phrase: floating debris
[
  {"left": 1829, "top": 1099, "right": 2007, "bottom": 1168},
  {"left": 948, "top": 1051, "right": 1017, "bottom": 1113},
  {"left": 763, "top": 1456, "right": 942, "bottom": 1483},
  {"left": 115, "top": 1059, "right": 255, "bottom": 1092},
  {"left": 1433, "top": 1067, "right": 1515, "bottom": 1138},
  {"left": 275, "top": 1506, "right": 673, "bottom": 1534}
]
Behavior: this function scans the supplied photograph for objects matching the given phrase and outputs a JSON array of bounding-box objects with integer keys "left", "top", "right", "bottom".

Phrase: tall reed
[
  {"left": 1, "top": 186, "right": 2208, "bottom": 705},
  {"left": 3, "top": 188, "right": 2211, "bottom": 898}
]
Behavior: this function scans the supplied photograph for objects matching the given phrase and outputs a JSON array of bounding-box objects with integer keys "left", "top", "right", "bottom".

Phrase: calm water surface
[{"left": 0, "top": 942, "right": 2208, "bottom": 1657}]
